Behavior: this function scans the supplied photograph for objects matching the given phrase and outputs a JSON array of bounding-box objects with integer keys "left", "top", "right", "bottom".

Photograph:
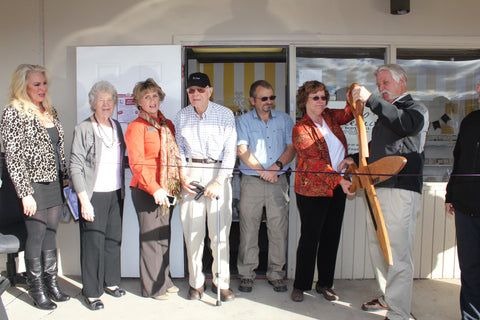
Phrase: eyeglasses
[
  {"left": 309, "top": 96, "right": 327, "bottom": 101},
  {"left": 96, "top": 99, "right": 114, "bottom": 104},
  {"left": 255, "top": 95, "right": 276, "bottom": 102},
  {"left": 187, "top": 87, "right": 207, "bottom": 94}
]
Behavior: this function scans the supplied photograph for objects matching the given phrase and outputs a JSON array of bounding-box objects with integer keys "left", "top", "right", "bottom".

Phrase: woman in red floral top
[{"left": 290, "top": 81, "right": 354, "bottom": 303}]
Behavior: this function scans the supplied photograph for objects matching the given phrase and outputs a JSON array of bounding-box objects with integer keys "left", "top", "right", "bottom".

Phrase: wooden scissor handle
[{"left": 348, "top": 83, "right": 364, "bottom": 117}]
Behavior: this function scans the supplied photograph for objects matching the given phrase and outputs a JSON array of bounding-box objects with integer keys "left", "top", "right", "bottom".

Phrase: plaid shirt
[{"left": 174, "top": 101, "right": 237, "bottom": 177}]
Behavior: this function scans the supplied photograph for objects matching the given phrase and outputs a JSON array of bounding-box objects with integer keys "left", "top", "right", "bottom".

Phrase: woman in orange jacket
[{"left": 125, "top": 78, "right": 181, "bottom": 300}]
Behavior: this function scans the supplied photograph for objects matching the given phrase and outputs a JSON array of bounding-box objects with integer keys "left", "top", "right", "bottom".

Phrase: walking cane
[{"left": 215, "top": 196, "right": 222, "bottom": 306}]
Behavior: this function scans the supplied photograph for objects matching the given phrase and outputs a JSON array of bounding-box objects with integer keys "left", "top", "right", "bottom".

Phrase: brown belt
[{"left": 187, "top": 158, "right": 222, "bottom": 164}]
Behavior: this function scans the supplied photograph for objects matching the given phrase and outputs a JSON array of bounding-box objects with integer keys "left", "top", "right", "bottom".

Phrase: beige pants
[
  {"left": 180, "top": 163, "right": 232, "bottom": 289},
  {"left": 368, "top": 188, "right": 420, "bottom": 320},
  {"left": 237, "top": 174, "right": 289, "bottom": 280}
]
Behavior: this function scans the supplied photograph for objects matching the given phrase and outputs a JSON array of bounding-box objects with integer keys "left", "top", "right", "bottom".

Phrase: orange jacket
[
  {"left": 293, "top": 106, "right": 353, "bottom": 197},
  {"left": 125, "top": 115, "right": 175, "bottom": 195}
]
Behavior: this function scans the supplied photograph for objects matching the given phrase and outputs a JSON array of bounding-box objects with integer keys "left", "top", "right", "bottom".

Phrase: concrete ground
[{"left": 2, "top": 277, "right": 460, "bottom": 320}]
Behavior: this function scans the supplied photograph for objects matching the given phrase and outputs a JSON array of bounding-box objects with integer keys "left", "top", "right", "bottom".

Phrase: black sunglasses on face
[
  {"left": 187, "top": 87, "right": 207, "bottom": 94},
  {"left": 255, "top": 95, "right": 276, "bottom": 102},
  {"left": 309, "top": 96, "right": 327, "bottom": 101}
]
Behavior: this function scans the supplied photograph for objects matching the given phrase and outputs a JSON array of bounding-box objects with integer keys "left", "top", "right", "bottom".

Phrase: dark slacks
[
  {"left": 293, "top": 186, "right": 346, "bottom": 291},
  {"left": 455, "top": 209, "right": 480, "bottom": 319},
  {"left": 80, "top": 190, "right": 123, "bottom": 298},
  {"left": 131, "top": 187, "right": 173, "bottom": 297}
]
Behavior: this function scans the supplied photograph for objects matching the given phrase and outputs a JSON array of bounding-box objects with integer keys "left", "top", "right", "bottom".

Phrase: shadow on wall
[
  {"left": 413, "top": 183, "right": 458, "bottom": 279},
  {"left": 204, "top": 0, "right": 288, "bottom": 37}
]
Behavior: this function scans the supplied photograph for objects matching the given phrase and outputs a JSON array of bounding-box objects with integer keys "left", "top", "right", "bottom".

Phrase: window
[
  {"left": 397, "top": 49, "right": 480, "bottom": 181},
  {"left": 296, "top": 47, "right": 386, "bottom": 154}
]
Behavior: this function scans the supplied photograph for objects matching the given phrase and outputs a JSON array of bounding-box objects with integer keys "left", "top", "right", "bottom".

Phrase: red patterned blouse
[{"left": 293, "top": 106, "right": 354, "bottom": 197}]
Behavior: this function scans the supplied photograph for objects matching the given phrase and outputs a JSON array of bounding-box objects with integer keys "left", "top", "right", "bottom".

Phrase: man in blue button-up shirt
[{"left": 236, "top": 80, "right": 296, "bottom": 293}]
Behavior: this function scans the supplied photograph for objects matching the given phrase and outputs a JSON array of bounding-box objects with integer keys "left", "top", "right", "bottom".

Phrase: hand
[
  {"left": 352, "top": 86, "right": 372, "bottom": 104},
  {"left": 260, "top": 165, "right": 279, "bottom": 183},
  {"left": 81, "top": 200, "right": 95, "bottom": 222},
  {"left": 339, "top": 178, "right": 355, "bottom": 196},
  {"left": 22, "top": 195, "right": 37, "bottom": 216},
  {"left": 337, "top": 157, "right": 354, "bottom": 172},
  {"left": 181, "top": 175, "right": 197, "bottom": 195},
  {"left": 204, "top": 181, "right": 221, "bottom": 199},
  {"left": 346, "top": 89, "right": 353, "bottom": 106},
  {"left": 445, "top": 203, "right": 455, "bottom": 215},
  {"left": 153, "top": 188, "right": 170, "bottom": 207}
]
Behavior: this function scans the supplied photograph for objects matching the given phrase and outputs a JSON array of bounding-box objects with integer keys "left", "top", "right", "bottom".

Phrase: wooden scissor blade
[
  {"left": 363, "top": 185, "right": 393, "bottom": 265},
  {"left": 367, "top": 156, "right": 407, "bottom": 185}
]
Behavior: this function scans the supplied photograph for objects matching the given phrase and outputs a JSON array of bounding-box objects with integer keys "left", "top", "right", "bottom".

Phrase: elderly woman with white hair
[{"left": 70, "top": 81, "right": 126, "bottom": 311}]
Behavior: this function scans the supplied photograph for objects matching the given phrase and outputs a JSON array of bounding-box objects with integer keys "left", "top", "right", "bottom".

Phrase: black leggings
[{"left": 24, "top": 206, "right": 61, "bottom": 259}]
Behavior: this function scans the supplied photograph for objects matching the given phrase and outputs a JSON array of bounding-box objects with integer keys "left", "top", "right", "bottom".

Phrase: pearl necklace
[{"left": 93, "top": 115, "right": 115, "bottom": 148}]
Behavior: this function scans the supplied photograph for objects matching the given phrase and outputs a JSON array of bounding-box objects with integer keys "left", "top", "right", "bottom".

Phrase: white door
[{"left": 76, "top": 45, "right": 184, "bottom": 277}]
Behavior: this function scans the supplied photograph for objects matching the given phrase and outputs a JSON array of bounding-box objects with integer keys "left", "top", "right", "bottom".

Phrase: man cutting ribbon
[{"left": 338, "top": 64, "right": 429, "bottom": 320}]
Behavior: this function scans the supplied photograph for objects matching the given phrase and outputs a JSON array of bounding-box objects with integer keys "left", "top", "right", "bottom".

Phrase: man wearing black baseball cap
[
  {"left": 186, "top": 72, "right": 211, "bottom": 88},
  {"left": 174, "top": 72, "right": 237, "bottom": 302}
]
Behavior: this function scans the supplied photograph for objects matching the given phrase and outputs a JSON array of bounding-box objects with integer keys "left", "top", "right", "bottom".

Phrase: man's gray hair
[{"left": 374, "top": 64, "right": 407, "bottom": 83}]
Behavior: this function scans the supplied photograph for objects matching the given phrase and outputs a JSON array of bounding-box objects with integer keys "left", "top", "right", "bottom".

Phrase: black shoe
[
  {"left": 104, "top": 286, "right": 126, "bottom": 298},
  {"left": 82, "top": 295, "right": 104, "bottom": 311},
  {"left": 291, "top": 288, "right": 304, "bottom": 302},
  {"left": 42, "top": 249, "right": 70, "bottom": 302},
  {"left": 238, "top": 278, "right": 253, "bottom": 292},
  {"left": 315, "top": 285, "right": 339, "bottom": 301},
  {"left": 25, "top": 257, "right": 57, "bottom": 310},
  {"left": 268, "top": 279, "right": 287, "bottom": 292}
]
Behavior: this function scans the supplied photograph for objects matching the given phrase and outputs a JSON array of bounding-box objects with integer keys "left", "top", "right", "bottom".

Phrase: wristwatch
[{"left": 275, "top": 160, "right": 284, "bottom": 170}]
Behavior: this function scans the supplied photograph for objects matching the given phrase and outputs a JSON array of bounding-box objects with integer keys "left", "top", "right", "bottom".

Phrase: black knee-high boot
[
  {"left": 42, "top": 249, "right": 70, "bottom": 302},
  {"left": 25, "top": 257, "right": 57, "bottom": 310}
]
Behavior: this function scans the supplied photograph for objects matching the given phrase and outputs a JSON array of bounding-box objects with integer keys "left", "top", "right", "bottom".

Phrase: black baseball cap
[{"left": 187, "top": 72, "right": 211, "bottom": 88}]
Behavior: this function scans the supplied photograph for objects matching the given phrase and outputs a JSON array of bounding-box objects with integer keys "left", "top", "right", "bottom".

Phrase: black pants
[
  {"left": 293, "top": 187, "right": 346, "bottom": 291},
  {"left": 455, "top": 209, "right": 480, "bottom": 319},
  {"left": 131, "top": 187, "right": 173, "bottom": 297},
  {"left": 80, "top": 190, "right": 123, "bottom": 298}
]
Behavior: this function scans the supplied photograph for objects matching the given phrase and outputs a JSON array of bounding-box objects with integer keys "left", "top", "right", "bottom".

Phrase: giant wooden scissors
[{"left": 346, "top": 83, "right": 407, "bottom": 265}]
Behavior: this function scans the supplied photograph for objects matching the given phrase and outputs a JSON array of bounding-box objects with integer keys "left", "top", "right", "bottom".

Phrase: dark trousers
[
  {"left": 80, "top": 190, "right": 123, "bottom": 298},
  {"left": 293, "top": 187, "right": 346, "bottom": 291},
  {"left": 455, "top": 209, "right": 480, "bottom": 319},
  {"left": 131, "top": 187, "right": 173, "bottom": 297}
]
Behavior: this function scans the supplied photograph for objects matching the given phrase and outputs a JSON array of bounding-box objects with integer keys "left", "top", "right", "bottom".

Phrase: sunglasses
[
  {"left": 187, "top": 87, "right": 207, "bottom": 94},
  {"left": 309, "top": 96, "right": 327, "bottom": 101},
  {"left": 255, "top": 95, "right": 276, "bottom": 102}
]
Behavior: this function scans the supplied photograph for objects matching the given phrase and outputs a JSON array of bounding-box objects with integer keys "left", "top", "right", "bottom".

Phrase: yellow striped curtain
[{"left": 192, "top": 62, "right": 287, "bottom": 113}]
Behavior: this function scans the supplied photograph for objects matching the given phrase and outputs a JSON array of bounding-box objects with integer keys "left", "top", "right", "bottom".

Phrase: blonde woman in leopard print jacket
[{"left": 0, "top": 64, "right": 69, "bottom": 310}]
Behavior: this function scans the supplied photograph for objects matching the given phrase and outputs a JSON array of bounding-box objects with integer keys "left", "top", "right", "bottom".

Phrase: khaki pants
[
  {"left": 180, "top": 163, "right": 232, "bottom": 289},
  {"left": 237, "top": 174, "right": 289, "bottom": 281},
  {"left": 368, "top": 188, "right": 420, "bottom": 320}
]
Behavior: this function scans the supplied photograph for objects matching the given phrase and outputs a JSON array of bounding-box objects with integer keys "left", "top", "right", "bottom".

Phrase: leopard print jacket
[{"left": 0, "top": 104, "right": 68, "bottom": 199}]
